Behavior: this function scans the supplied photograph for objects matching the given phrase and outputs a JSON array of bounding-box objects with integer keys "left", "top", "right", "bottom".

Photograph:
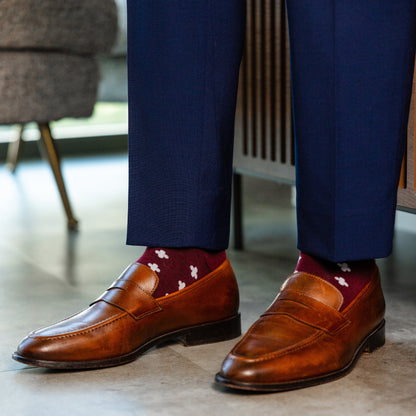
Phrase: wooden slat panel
[
  {"left": 395, "top": 64, "right": 416, "bottom": 211},
  {"left": 399, "top": 159, "right": 406, "bottom": 189},
  {"left": 234, "top": 0, "right": 295, "bottom": 184},
  {"left": 279, "top": 0, "right": 287, "bottom": 164},
  {"left": 269, "top": 0, "right": 277, "bottom": 161},
  {"left": 236, "top": 0, "right": 416, "bottom": 211}
]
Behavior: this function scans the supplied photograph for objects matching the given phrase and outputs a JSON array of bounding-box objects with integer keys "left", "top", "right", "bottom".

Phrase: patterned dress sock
[
  {"left": 138, "top": 247, "right": 226, "bottom": 298},
  {"left": 295, "top": 252, "right": 376, "bottom": 311}
]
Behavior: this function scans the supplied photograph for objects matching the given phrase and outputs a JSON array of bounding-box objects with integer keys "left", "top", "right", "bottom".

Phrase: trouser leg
[
  {"left": 286, "top": 0, "right": 416, "bottom": 261},
  {"left": 126, "top": 0, "right": 245, "bottom": 249}
]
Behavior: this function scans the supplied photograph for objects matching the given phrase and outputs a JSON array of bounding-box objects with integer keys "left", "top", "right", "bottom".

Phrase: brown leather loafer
[
  {"left": 13, "top": 259, "right": 240, "bottom": 369},
  {"left": 216, "top": 268, "right": 385, "bottom": 392}
]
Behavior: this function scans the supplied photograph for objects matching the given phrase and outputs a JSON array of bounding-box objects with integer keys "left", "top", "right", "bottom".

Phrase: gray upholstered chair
[{"left": 0, "top": 0, "right": 118, "bottom": 229}]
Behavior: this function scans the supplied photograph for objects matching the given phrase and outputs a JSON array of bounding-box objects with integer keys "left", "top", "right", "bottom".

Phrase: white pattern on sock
[
  {"left": 155, "top": 249, "right": 169, "bottom": 259},
  {"left": 334, "top": 276, "right": 349, "bottom": 287},
  {"left": 190, "top": 265, "right": 198, "bottom": 279},
  {"left": 148, "top": 263, "right": 161, "bottom": 273},
  {"left": 337, "top": 262, "right": 351, "bottom": 272}
]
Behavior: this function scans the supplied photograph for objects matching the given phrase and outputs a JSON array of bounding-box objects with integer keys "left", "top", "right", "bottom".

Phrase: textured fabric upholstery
[
  {"left": 0, "top": 0, "right": 118, "bottom": 54},
  {"left": 0, "top": 0, "right": 118, "bottom": 124},
  {"left": 0, "top": 52, "right": 98, "bottom": 124}
]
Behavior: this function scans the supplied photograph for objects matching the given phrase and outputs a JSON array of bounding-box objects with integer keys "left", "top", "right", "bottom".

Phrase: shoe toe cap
[
  {"left": 218, "top": 353, "right": 276, "bottom": 385},
  {"left": 13, "top": 334, "right": 58, "bottom": 363}
]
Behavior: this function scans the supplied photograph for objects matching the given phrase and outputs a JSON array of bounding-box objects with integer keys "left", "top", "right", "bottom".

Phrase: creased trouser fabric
[
  {"left": 126, "top": 0, "right": 245, "bottom": 249},
  {"left": 127, "top": 0, "right": 416, "bottom": 261},
  {"left": 286, "top": 0, "right": 416, "bottom": 261}
]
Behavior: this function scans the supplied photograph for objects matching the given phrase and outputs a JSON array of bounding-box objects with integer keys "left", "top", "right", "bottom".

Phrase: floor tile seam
[
  {"left": 0, "top": 367, "right": 33, "bottom": 373},
  {"left": 165, "top": 345, "right": 214, "bottom": 374},
  {"left": 0, "top": 240, "right": 65, "bottom": 283}
]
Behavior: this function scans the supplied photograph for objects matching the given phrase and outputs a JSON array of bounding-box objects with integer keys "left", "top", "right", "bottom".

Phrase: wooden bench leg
[{"left": 37, "top": 122, "right": 78, "bottom": 230}]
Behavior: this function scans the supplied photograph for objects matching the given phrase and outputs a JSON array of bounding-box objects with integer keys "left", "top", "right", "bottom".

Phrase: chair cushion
[
  {"left": 0, "top": 0, "right": 118, "bottom": 54},
  {"left": 0, "top": 52, "right": 98, "bottom": 124}
]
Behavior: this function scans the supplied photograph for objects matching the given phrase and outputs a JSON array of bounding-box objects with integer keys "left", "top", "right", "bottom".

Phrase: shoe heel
[
  {"left": 178, "top": 314, "right": 241, "bottom": 346},
  {"left": 363, "top": 320, "right": 385, "bottom": 353}
]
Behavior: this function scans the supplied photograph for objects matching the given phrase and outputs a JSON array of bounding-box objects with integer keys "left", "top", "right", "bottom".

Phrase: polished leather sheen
[
  {"left": 13, "top": 259, "right": 240, "bottom": 369},
  {"left": 216, "top": 269, "right": 385, "bottom": 392}
]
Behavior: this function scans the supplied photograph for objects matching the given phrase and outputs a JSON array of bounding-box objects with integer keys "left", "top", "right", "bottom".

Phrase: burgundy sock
[
  {"left": 295, "top": 252, "right": 376, "bottom": 310},
  {"left": 138, "top": 247, "right": 226, "bottom": 298}
]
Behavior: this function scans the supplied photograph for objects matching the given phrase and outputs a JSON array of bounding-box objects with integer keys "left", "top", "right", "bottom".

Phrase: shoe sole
[
  {"left": 12, "top": 314, "right": 241, "bottom": 370},
  {"left": 215, "top": 319, "right": 385, "bottom": 392}
]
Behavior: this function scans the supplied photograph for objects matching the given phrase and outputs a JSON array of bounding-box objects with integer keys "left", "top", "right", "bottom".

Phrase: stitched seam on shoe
[
  {"left": 107, "top": 279, "right": 160, "bottom": 303},
  {"left": 143, "top": 266, "right": 160, "bottom": 294},
  {"left": 103, "top": 286, "right": 162, "bottom": 314},
  {"left": 122, "top": 273, "right": 159, "bottom": 296},
  {"left": 112, "top": 278, "right": 148, "bottom": 293},
  {"left": 284, "top": 273, "right": 343, "bottom": 309},
  {"left": 98, "top": 298, "right": 162, "bottom": 321},
  {"left": 263, "top": 312, "right": 349, "bottom": 335},
  {"left": 232, "top": 311, "right": 321, "bottom": 355},
  {"left": 267, "top": 297, "right": 350, "bottom": 333},
  {"left": 343, "top": 268, "right": 379, "bottom": 316},
  {"left": 120, "top": 263, "right": 160, "bottom": 295},
  {"left": 30, "top": 309, "right": 93, "bottom": 335},
  {"left": 157, "top": 261, "right": 229, "bottom": 303},
  {"left": 233, "top": 330, "right": 325, "bottom": 363},
  {"left": 31, "top": 313, "right": 129, "bottom": 341}
]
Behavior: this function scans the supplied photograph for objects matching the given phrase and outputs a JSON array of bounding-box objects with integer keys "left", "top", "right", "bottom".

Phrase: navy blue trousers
[{"left": 126, "top": 0, "right": 416, "bottom": 262}]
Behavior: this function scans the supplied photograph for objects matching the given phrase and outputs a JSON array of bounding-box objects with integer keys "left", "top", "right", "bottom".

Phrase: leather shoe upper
[
  {"left": 218, "top": 269, "right": 385, "bottom": 386},
  {"left": 15, "top": 259, "right": 239, "bottom": 365}
]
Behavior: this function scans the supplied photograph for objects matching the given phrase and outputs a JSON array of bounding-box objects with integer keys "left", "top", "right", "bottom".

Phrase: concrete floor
[{"left": 0, "top": 154, "right": 415, "bottom": 415}]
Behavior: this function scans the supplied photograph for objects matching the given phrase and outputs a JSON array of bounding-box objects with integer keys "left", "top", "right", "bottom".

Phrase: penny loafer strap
[
  {"left": 91, "top": 278, "right": 162, "bottom": 320},
  {"left": 263, "top": 291, "right": 350, "bottom": 334}
]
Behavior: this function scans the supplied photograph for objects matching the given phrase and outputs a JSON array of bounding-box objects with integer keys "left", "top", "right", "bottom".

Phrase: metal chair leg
[
  {"left": 6, "top": 124, "right": 25, "bottom": 173},
  {"left": 37, "top": 122, "right": 78, "bottom": 230},
  {"left": 233, "top": 172, "right": 244, "bottom": 250}
]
